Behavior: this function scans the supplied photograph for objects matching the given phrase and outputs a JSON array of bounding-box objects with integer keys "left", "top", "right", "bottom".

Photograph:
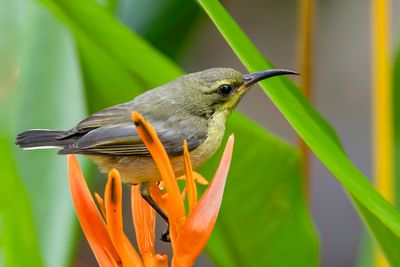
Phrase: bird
[{"left": 16, "top": 67, "right": 296, "bottom": 241}]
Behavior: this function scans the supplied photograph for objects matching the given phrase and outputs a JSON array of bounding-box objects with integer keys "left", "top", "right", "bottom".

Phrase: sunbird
[{"left": 16, "top": 67, "right": 296, "bottom": 241}]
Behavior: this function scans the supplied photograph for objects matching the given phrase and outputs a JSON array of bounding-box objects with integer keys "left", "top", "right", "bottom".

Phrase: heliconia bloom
[
  {"left": 68, "top": 111, "right": 234, "bottom": 267},
  {"left": 68, "top": 155, "right": 121, "bottom": 266},
  {"left": 131, "top": 185, "right": 158, "bottom": 267}
]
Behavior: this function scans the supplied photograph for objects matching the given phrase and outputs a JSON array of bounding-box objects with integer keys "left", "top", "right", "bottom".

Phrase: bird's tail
[{"left": 15, "top": 129, "right": 70, "bottom": 149}]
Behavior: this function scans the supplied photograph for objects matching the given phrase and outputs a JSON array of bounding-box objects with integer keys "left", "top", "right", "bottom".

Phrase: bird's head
[{"left": 173, "top": 67, "right": 298, "bottom": 118}]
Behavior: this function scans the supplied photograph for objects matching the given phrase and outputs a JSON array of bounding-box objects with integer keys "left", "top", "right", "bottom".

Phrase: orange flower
[{"left": 68, "top": 111, "right": 234, "bottom": 267}]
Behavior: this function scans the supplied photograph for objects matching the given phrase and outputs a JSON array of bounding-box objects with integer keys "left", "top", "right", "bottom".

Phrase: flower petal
[
  {"left": 183, "top": 140, "right": 197, "bottom": 213},
  {"left": 131, "top": 185, "right": 156, "bottom": 265},
  {"left": 67, "top": 155, "right": 120, "bottom": 265},
  {"left": 94, "top": 192, "right": 106, "bottom": 219},
  {"left": 176, "top": 172, "right": 208, "bottom": 185},
  {"left": 173, "top": 135, "right": 234, "bottom": 266},
  {"left": 104, "top": 247, "right": 121, "bottom": 267},
  {"left": 105, "top": 169, "right": 144, "bottom": 267},
  {"left": 149, "top": 183, "right": 169, "bottom": 213},
  {"left": 132, "top": 112, "right": 186, "bottom": 238},
  {"left": 193, "top": 172, "right": 208, "bottom": 185},
  {"left": 155, "top": 254, "right": 168, "bottom": 267}
]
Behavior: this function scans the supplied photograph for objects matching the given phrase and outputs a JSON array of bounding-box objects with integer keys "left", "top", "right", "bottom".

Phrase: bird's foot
[{"left": 160, "top": 227, "right": 171, "bottom": 243}]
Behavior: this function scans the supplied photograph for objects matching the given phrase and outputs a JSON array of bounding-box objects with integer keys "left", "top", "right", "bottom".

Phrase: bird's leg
[{"left": 139, "top": 182, "right": 170, "bottom": 242}]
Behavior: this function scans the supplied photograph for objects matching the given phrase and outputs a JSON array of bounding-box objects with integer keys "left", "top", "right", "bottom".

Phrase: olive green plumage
[{"left": 16, "top": 67, "right": 296, "bottom": 184}]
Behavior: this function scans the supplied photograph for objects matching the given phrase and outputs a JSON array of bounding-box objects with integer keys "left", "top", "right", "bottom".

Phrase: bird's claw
[{"left": 160, "top": 227, "right": 171, "bottom": 243}]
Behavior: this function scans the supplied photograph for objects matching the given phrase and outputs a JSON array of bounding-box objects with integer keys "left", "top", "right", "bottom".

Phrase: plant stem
[
  {"left": 297, "top": 0, "right": 314, "bottom": 201},
  {"left": 372, "top": 0, "right": 393, "bottom": 266}
]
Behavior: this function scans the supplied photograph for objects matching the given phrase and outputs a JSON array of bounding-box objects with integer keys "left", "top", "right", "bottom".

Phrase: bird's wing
[
  {"left": 59, "top": 103, "right": 133, "bottom": 138},
  {"left": 58, "top": 117, "right": 208, "bottom": 156}
]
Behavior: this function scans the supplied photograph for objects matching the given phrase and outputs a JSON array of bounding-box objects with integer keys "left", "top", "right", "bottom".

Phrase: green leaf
[
  {"left": 356, "top": 235, "right": 373, "bottom": 267},
  {"left": 75, "top": 30, "right": 145, "bottom": 112},
  {"left": 354, "top": 43, "right": 400, "bottom": 265},
  {"left": 39, "top": 0, "right": 318, "bottom": 265},
  {"left": 0, "top": 138, "right": 43, "bottom": 267},
  {"left": 354, "top": 198, "right": 400, "bottom": 264},
  {"left": 39, "top": 0, "right": 182, "bottom": 87},
  {"left": 5, "top": 3, "right": 87, "bottom": 266},
  {"left": 0, "top": 1, "right": 43, "bottom": 266},
  {"left": 356, "top": 45, "right": 400, "bottom": 267},
  {"left": 39, "top": 0, "right": 182, "bottom": 112},
  {"left": 200, "top": 112, "right": 319, "bottom": 267},
  {"left": 117, "top": 0, "right": 202, "bottom": 60},
  {"left": 195, "top": 0, "right": 400, "bottom": 265}
]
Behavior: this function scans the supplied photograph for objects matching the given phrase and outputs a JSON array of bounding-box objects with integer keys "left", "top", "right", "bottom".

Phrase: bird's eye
[{"left": 218, "top": 84, "right": 233, "bottom": 96}]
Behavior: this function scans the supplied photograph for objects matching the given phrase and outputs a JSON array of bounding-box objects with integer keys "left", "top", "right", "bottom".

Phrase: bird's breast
[
  {"left": 90, "top": 111, "right": 228, "bottom": 184},
  {"left": 188, "top": 111, "right": 227, "bottom": 168}
]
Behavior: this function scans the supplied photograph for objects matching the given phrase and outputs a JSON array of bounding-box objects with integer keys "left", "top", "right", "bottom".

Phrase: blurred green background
[{"left": 0, "top": 0, "right": 399, "bottom": 266}]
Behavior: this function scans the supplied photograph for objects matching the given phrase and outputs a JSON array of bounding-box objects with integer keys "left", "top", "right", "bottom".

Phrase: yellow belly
[{"left": 90, "top": 111, "right": 228, "bottom": 184}]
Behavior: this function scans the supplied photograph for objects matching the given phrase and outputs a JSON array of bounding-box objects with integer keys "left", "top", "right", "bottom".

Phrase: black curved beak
[{"left": 242, "top": 69, "right": 299, "bottom": 88}]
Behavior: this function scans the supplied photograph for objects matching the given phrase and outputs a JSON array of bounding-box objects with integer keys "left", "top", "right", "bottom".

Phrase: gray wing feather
[
  {"left": 58, "top": 89, "right": 208, "bottom": 156},
  {"left": 59, "top": 103, "right": 133, "bottom": 138},
  {"left": 59, "top": 116, "right": 208, "bottom": 156}
]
